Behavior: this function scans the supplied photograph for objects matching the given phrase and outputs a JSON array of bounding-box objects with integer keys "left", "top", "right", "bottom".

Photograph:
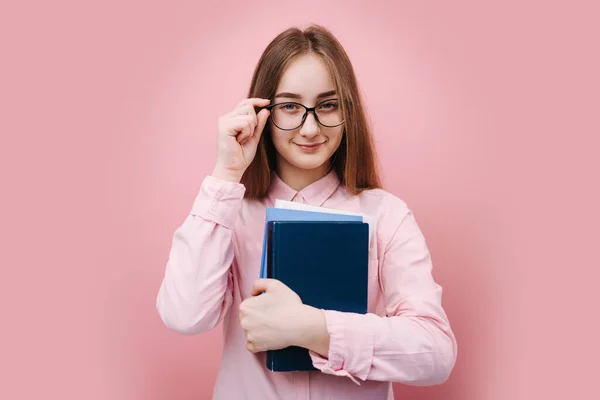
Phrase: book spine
[{"left": 266, "top": 222, "right": 276, "bottom": 371}]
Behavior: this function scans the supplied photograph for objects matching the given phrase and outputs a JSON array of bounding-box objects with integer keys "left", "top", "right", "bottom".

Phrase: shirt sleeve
[
  {"left": 156, "top": 175, "right": 245, "bottom": 334},
  {"left": 309, "top": 208, "right": 458, "bottom": 385}
]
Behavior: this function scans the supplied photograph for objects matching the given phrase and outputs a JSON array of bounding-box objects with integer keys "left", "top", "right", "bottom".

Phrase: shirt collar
[{"left": 268, "top": 169, "right": 340, "bottom": 206}]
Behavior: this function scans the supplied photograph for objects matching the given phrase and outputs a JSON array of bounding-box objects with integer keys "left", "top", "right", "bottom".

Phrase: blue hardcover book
[
  {"left": 259, "top": 208, "right": 363, "bottom": 279},
  {"left": 265, "top": 220, "right": 369, "bottom": 372}
]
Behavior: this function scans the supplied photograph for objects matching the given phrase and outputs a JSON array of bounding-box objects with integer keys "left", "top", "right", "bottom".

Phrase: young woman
[{"left": 156, "top": 24, "right": 457, "bottom": 400}]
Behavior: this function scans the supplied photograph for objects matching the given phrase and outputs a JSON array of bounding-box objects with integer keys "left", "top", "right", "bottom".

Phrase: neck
[{"left": 276, "top": 158, "right": 332, "bottom": 192}]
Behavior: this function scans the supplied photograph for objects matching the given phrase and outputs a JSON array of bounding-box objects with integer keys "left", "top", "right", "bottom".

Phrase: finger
[
  {"left": 236, "top": 98, "right": 270, "bottom": 122},
  {"left": 234, "top": 103, "right": 257, "bottom": 118},
  {"left": 238, "top": 116, "right": 259, "bottom": 144},
  {"left": 236, "top": 97, "right": 271, "bottom": 109},
  {"left": 246, "top": 114, "right": 258, "bottom": 133},
  {"left": 246, "top": 340, "right": 257, "bottom": 353},
  {"left": 239, "top": 316, "right": 249, "bottom": 330},
  {"left": 229, "top": 116, "right": 254, "bottom": 140},
  {"left": 234, "top": 115, "right": 256, "bottom": 135},
  {"left": 239, "top": 296, "right": 258, "bottom": 312},
  {"left": 250, "top": 278, "right": 278, "bottom": 296},
  {"left": 237, "top": 129, "right": 254, "bottom": 145},
  {"left": 253, "top": 108, "right": 271, "bottom": 141}
]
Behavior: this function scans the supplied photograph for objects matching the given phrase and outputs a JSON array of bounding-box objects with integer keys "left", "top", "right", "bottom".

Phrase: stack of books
[{"left": 259, "top": 200, "right": 371, "bottom": 372}]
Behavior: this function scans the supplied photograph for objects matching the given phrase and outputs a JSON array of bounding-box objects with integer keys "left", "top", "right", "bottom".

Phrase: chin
[
  {"left": 289, "top": 158, "right": 329, "bottom": 171},
  {"left": 281, "top": 150, "right": 332, "bottom": 172}
]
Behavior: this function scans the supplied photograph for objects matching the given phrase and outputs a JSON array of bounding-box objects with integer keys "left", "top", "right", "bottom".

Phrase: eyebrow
[{"left": 274, "top": 90, "right": 337, "bottom": 100}]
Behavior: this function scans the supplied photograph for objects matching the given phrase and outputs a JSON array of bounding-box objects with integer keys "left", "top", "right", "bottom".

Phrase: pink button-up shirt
[{"left": 156, "top": 170, "right": 457, "bottom": 399}]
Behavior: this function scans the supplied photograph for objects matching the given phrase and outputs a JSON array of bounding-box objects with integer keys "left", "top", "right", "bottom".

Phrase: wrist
[
  {"left": 211, "top": 165, "right": 244, "bottom": 183},
  {"left": 291, "top": 305, "right": 330, "bottom": 355}
]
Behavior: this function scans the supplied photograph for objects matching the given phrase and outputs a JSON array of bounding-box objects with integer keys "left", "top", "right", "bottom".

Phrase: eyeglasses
[{"left": 265, "top": 98, "right": 345, "bottom": 131}]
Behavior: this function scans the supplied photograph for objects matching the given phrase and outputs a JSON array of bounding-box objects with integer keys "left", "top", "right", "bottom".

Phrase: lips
[
  {"left": 294, "top": 142, "right": 325, "bottom": 153},
  {"left": 295, "top": 142, "right": 324, "bottom": 148}
]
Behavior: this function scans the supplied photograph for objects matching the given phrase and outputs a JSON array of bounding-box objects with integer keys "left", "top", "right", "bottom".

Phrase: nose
[{"left": 299, "top": 111, "right": 320, "bottom": 138}]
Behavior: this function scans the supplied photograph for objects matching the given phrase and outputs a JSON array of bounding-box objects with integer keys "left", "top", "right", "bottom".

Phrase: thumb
[
  {"left": 253, "top": 108, "right": 270, "bottom": 141},
  {"left": 250, "top": 278, "right": 278, "bottom": 296}
]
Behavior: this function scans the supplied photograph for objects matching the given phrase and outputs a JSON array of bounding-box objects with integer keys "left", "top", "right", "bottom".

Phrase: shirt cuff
[
  {"left": 309, "top": 310, "right": 375, "bottom": 384},
  {"left": 190, "top": 175, "right": 246, "bottom": 229}
]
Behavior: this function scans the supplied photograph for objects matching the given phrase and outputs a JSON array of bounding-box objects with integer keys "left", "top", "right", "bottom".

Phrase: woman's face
[{"left": 269, "top": 53, "right": 344, "bottom": 176}]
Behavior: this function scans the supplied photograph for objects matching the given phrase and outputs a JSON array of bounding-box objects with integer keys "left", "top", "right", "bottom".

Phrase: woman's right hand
[{"left": 212, "top": 98, "right": 271, "bottom": 182}]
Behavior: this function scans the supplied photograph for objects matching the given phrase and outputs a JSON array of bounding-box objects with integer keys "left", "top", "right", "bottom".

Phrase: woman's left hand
[{"left": 239, "top": 279, "right": 311, "bottom": 353}]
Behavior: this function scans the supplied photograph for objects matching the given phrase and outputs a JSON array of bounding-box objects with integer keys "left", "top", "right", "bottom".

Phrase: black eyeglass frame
[{"left": 265, "top": 98, "right": 345, "bottom": 131}]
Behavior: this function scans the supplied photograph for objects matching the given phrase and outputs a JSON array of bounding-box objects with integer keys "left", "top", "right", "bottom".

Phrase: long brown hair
[{"left": 241, "top": 24, "right": 382, "bottom": 198}]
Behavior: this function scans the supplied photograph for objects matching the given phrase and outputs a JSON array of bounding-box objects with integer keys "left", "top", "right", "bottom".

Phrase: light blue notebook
[{"left": 259, "top": 208, "right": 363, "bottom": 278}]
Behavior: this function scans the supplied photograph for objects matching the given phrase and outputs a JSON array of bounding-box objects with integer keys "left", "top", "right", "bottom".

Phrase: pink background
[{"left": 2, "top": 1, "right": 599, "bottom": 399}]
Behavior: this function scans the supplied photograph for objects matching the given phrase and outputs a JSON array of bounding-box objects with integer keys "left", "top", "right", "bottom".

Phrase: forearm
[
  {"left": 287, "top": 300, "right": 456, "bottom": 386},
  {"left": 156, "top": 215, "right": 235, "bottom": 334},
  {"left": 308, "top": 307, "right": 457, "bottom": 385},
  {"left": 156, "top": 175, "right": 245, "bottom": 334}
]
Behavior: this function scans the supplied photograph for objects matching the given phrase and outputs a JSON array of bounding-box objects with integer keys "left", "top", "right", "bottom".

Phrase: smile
[{"left": 294, "top": 142, "right": 325, "bottom": 152}]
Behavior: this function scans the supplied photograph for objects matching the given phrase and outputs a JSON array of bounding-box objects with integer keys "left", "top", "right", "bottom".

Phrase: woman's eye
[
  {"left": 319, "top": 101, "right": 338, "bottom": 111},
  {"left": 278, "top": 103, "right": 298, "bottom": 111}
]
